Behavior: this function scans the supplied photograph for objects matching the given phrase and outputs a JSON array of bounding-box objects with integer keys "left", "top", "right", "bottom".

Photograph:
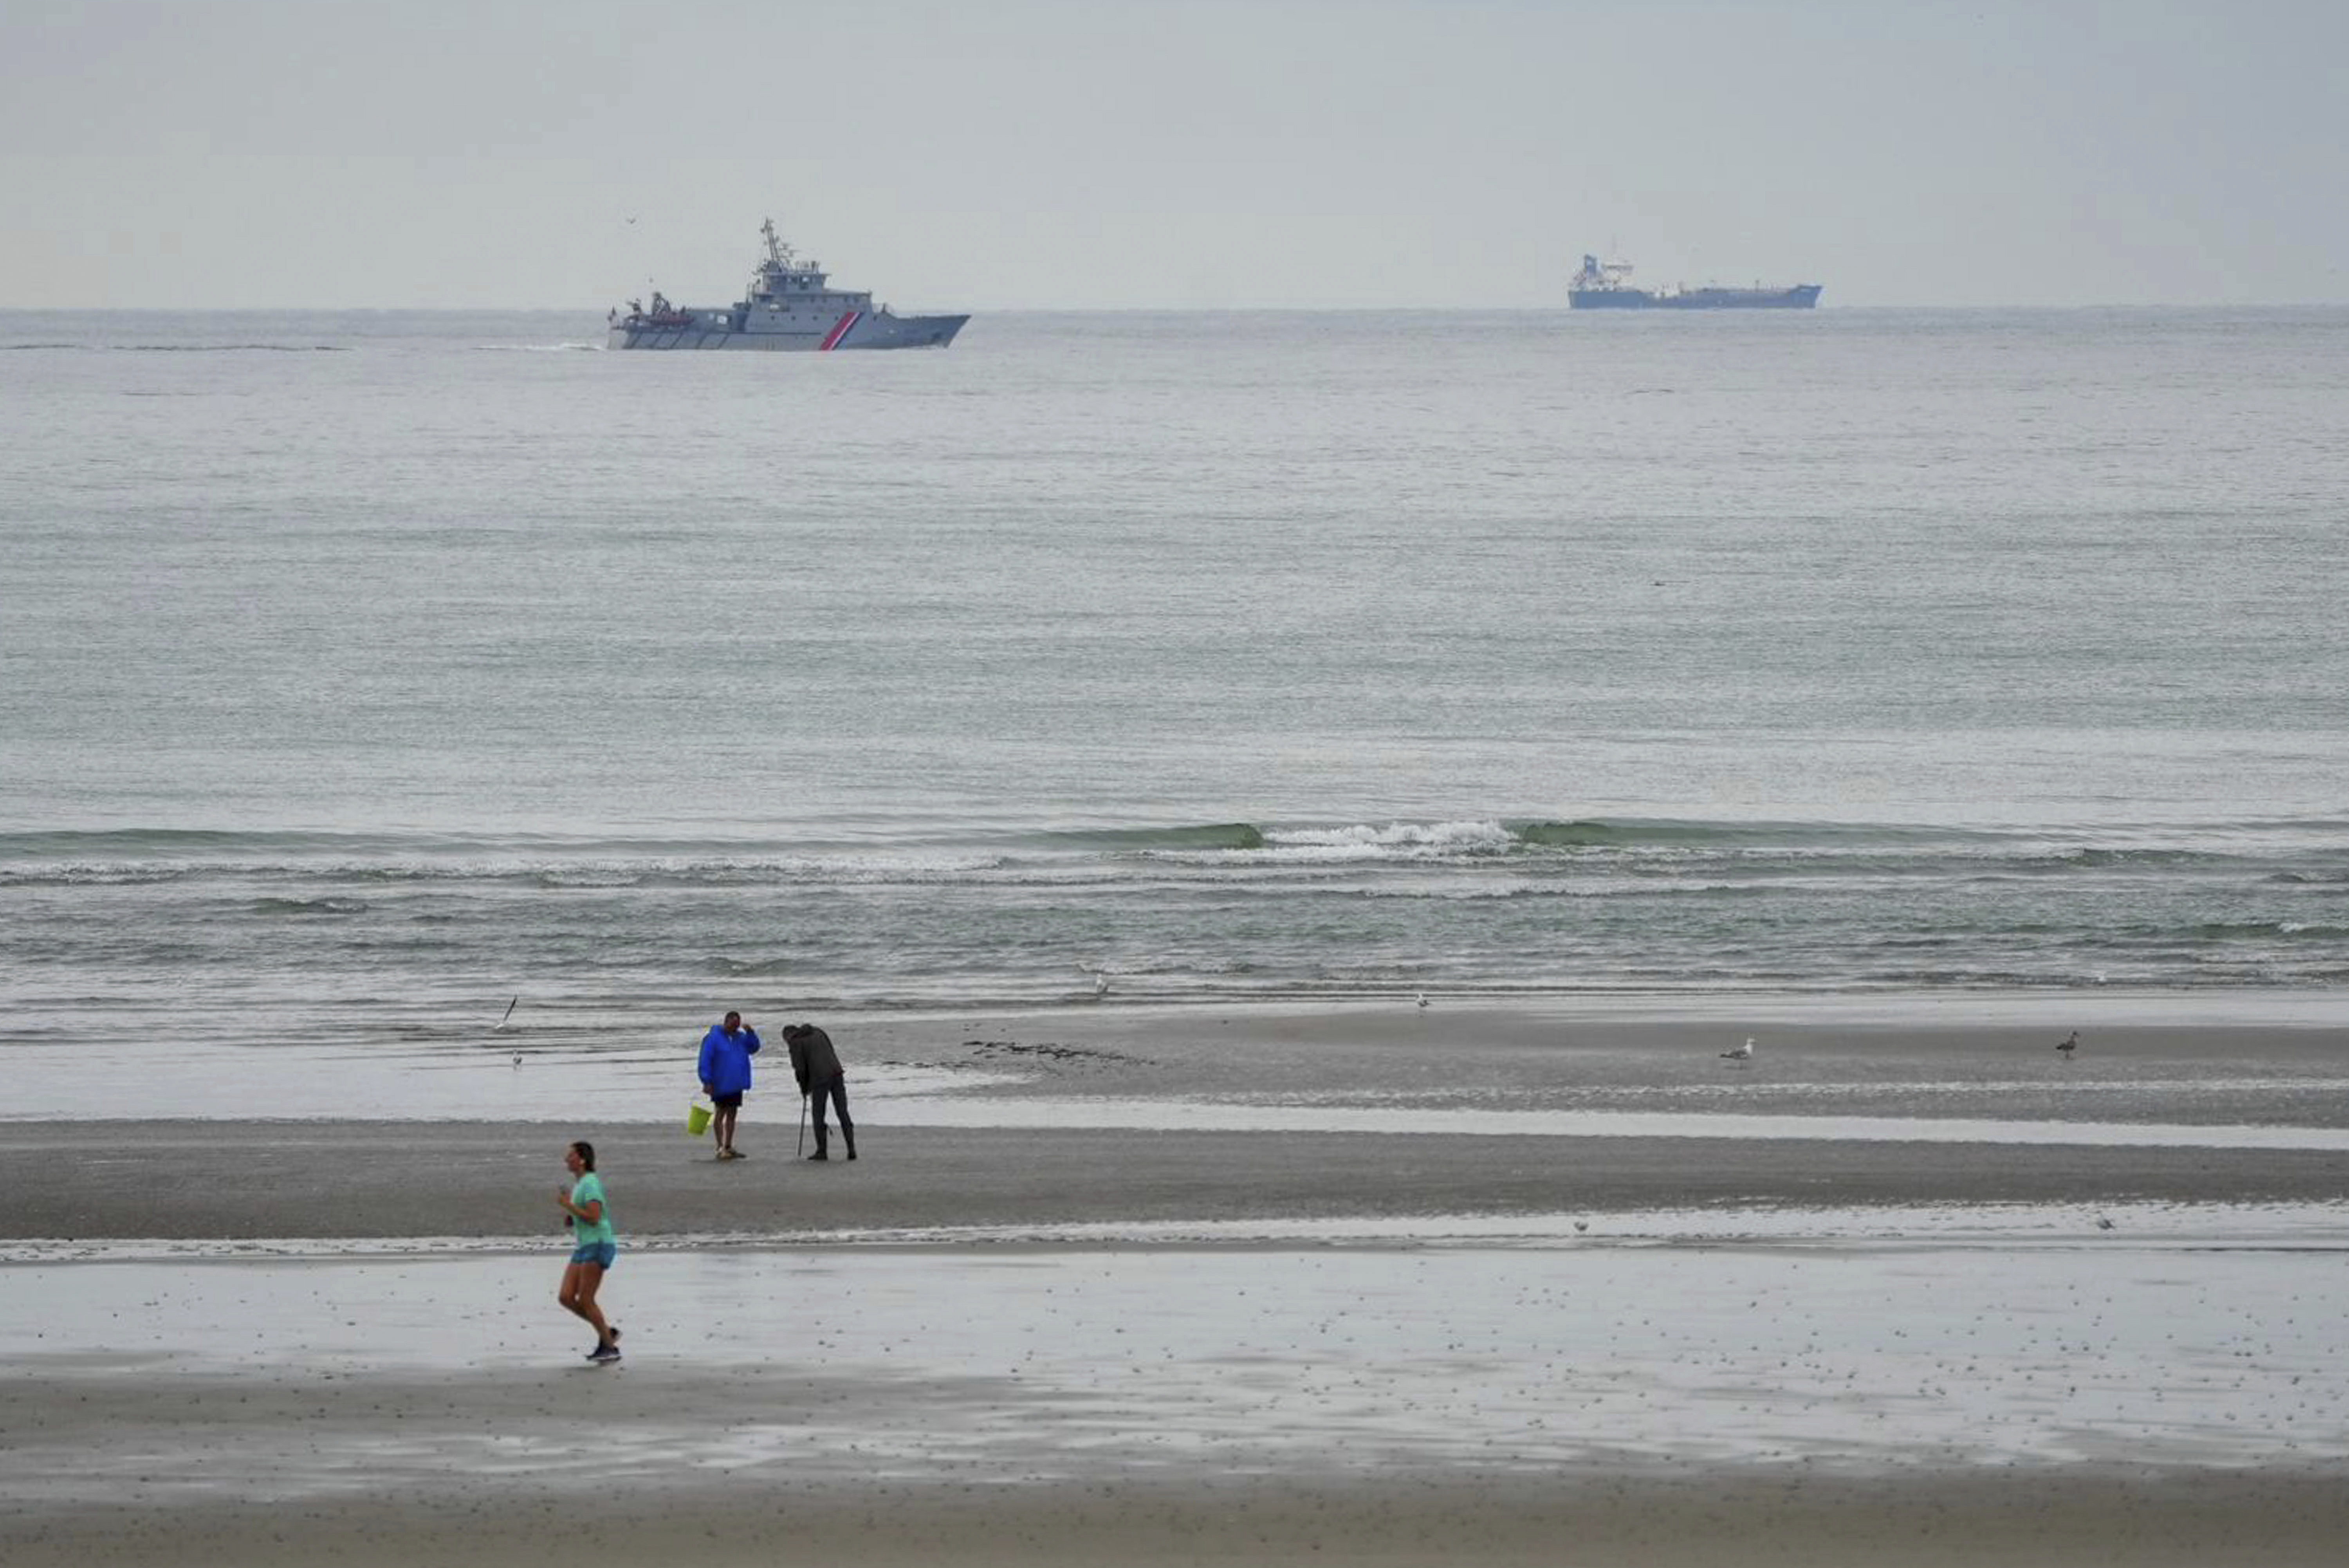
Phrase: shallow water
[{"left": 5, "top": 1232, "right": 2344, "bottom": 1505}]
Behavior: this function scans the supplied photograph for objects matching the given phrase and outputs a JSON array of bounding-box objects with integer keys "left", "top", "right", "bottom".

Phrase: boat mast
[{"left": 761, "top": 217, "right": 794, "bottom": 270}]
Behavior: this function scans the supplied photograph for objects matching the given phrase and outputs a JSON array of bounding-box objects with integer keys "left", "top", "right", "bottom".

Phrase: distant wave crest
[
  {"left": 473, "top": 342, "right": 603, "bottom": 353},
  {"left": 247, "top": 896, "right": 370, "bottom": 916}
]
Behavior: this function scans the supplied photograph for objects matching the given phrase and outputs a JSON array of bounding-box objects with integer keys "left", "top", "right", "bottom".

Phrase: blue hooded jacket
[{"left": 697, "top": 1022, "right": 761, "bottom": 1097}]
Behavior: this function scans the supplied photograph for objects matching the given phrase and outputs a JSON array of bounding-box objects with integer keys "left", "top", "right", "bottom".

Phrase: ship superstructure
[{"left": 608, "top": 219, "right": 968, "bottom": 349}]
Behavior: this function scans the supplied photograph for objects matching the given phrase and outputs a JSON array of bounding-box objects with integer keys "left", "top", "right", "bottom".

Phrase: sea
[{"left": 5, "top": 305, "right": 2348, "bottom": 1109}]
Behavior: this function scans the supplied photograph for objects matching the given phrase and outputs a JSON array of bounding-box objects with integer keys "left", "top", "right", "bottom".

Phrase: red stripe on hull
[{"left": 818, "top": 311, "right": 861, "bottom": 351}]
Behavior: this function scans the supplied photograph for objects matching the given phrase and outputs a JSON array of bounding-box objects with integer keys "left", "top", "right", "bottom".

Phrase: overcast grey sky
[{"left": 3, "top": 0, "right": 2342, "bottom": 309}]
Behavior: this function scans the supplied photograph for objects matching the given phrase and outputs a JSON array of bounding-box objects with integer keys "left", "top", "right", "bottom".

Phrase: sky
[{"left": 2, "top": 0, "right": 2343, "bottom": 310}]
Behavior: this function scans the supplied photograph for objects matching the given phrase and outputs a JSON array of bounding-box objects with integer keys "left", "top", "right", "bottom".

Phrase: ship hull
[
  {"left": 607, "top": 312, "right": 969, "bottom": 350},
  {"left": 1570, "top": 285, "right": 1821, "bottom": 310}
]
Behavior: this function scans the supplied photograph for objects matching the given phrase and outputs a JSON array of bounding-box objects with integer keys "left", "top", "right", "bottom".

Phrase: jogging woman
[{"left": 557, "top": 1139, "right": 621, "bottom": 1362}]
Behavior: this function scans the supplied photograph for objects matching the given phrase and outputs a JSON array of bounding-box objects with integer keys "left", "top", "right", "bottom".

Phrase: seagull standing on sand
[
  {"left": 1415, "top": 991, "right": 1429, "bottom": 1010},
  {"left": 2057, "top": 1030, "right": 2079, "bottom": 1060},
  {"left": 1721, "top": 1036, "right": 1755, "bottom": 1063},
  {"left": 1093, "top": 973, "right": 1109, "bottom": 998}
]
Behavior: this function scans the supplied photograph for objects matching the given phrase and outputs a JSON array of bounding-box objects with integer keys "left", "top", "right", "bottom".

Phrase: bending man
[{"left": 785, "top": 1021, "right": 855, "bottom": 1162}]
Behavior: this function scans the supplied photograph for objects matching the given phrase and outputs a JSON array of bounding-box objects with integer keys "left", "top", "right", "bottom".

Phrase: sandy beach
[{"left": 6, "top": 1003, "right": 2349, "bottom": 1565}]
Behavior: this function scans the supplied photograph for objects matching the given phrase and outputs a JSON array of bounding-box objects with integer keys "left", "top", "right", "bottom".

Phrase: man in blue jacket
[{"left": 696, "top": 1010, "right": 761, "bottom": 1160}]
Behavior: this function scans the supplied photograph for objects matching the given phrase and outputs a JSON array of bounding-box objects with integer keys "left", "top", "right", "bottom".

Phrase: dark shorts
[
  {"left": 713, "top": 1092, "right": 743, "bottom": 1110},
  {"left": 570, "top": 1241, "right": 617, "bottom": 1268}
]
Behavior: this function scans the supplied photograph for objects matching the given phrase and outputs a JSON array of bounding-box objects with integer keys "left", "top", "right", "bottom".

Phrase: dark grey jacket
[{"left": 785, "top": 1023, "right": 843, "bottom": 1091}]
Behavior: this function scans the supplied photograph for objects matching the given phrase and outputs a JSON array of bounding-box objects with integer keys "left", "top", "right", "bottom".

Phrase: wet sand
[
  {"left": 9, "top": 1234, "right": 2349, "bottom": 1566},
  {"left": 6, "top": 1005, "right": 2349, "bottom": 1564},
  {"left": 7, "top": 1120, "right": 2349, "bottom": 1240},
  {"left": 13, "top": 1006, "right": 2349, "bottom": 1240},
  {"left": 14, "top": 1470, "right": 2349, "bottom": 1568}
]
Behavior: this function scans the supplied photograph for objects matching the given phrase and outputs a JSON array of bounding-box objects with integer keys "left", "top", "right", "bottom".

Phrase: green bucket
[{"left": 686, "top": 1099, "right": 713, "bottom": 1137}]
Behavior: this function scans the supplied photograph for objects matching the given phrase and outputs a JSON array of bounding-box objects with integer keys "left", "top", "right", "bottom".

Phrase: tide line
[{"left": 875, "top": 1095, "right": 2349, "bottom": 1150}]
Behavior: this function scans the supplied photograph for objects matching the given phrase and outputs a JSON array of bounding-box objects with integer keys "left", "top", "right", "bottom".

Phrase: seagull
[
  {"left": 1721, "top": 1036, "right": 1755, "bottom": 1063},
  {"left": 2095, "top": 1215, "right": 2116, "bottom": 1231},
  {"left": 492, "top": 995, "right": 518, "bottom": 1031},
  {"left": 1093, "top": 973, "right": 1109, "bottom": 998},
  {"left": 2057, "top": 1030, "right": 2079, "bottom": 1059},
  {"left": 1414, "top": 991, "right": 1429, "bottom": 1010},
  {"left": 1573, "top": 1220, "right": 1589, "bottom": 1233},
  {"left": 511, "top": 1051, "right": 523, "bottom": 1069}
]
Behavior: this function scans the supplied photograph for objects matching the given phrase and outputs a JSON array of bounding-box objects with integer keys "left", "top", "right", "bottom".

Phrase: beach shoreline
[
  {"left": 9, "top": 996, "right": 2349, "bottom": 1126},
  {"left": 7, "top": 1004, "right": 2347, "bottom": 1565},
  {"left": 9, "top": 1007, "right": 2349, "bottom": 1240}
]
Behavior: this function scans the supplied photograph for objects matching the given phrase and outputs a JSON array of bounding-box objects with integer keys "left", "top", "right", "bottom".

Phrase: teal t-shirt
[{"left": 568, "top": 1172, "right": 615, "bottom": 1248}]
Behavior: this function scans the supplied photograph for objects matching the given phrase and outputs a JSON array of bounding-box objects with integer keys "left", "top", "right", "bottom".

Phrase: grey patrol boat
[{"left": 607, "top": 218, "right": 968, "bottom": 350}]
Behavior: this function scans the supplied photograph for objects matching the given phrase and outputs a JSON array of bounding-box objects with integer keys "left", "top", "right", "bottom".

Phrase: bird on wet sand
[
  {"left": 2058, "top": 1030, "right": 2079, "bottom": 1060},
  {"left": 1721, "top": 1036, "right": 1755, "bottom": 1063}
]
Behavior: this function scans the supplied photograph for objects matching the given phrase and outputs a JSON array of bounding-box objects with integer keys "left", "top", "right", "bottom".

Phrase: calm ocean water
[{"left": 4, "top": 307, "right": 2348, "bottom": 1070}]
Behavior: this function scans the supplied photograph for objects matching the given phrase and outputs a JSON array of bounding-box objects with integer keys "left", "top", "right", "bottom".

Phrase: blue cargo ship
[{"left": 1569, "top": 253, "right": 1821, "bottom": 310}]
